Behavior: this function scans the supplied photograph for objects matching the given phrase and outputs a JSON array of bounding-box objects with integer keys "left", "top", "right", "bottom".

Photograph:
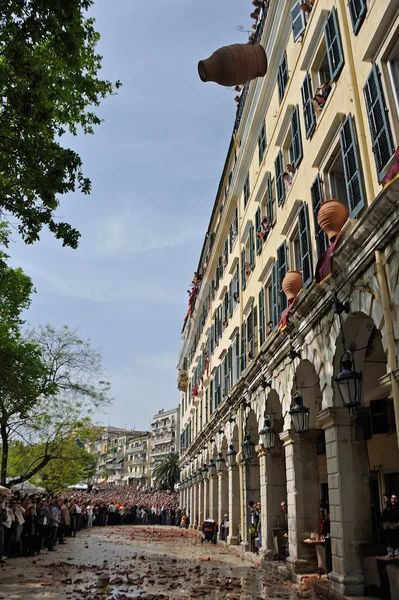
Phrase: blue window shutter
[
  {"left": 340, "top": 114, "right": 365, "bottom": 218},
  {"left": 266, "top": 173, "right": 274, "bottom": 224},
  {"left": 364, "top": 64, "right": 395, "bottom": 182},
  {"left": 324, "top": 7, "right": 344, "bottom": 82},
  {"left": 271, "top": 263, "right": 279, "bottom": 329},
  {"left": 249, "top": 222, "right": 255, "bottom": 268},
  {"left": 310, "top": 174, "right": 328, "bottom": 258},
  {"left": 241, "top": 321, "right": 247, "bottom": 373},
  {"left": 291, "top": 0, "right": 306, "bottom": 42},
  {"left": 277, "top": 241, "right": 288, "bottom": 314},
  {"left": 348, "top": 0, "right": 367, "bottom": 35},
  {"left": 241, "top": 248, "right": 246, "bottom": 290},
  {"left": 275, "top": 150, "right": 285, "bottom": 206},
  {"left": 297, "top": 203, "right": 313, "bottom": 288},
  {"left": 259, "top": 288, "right": 265, "bottom": 347},
  {"left": 291, "top": 105, "right": 303, "bottom": 168},
  {"left": 255, "top": 207, "right": 262, "bottom": 254},
  {"left": 301, "top": 73, "right": 316, "bottom": 139},
  {"left": 278, "top": 52, "right": 289, "bottom": 103}
]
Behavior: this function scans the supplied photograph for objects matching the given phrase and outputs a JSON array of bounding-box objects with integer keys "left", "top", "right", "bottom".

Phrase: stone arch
[{"left": 290, "top": 358, "right": 323, "bottom": 429}]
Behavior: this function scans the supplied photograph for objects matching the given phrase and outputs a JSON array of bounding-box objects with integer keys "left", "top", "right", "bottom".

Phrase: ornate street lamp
[
  {"left": 197, "top": 468, "right": 203, "bottom": 482},
  {"left": 201, "top": 464, "right": 208, "bottom": 479},
  {"left": 208, "top": 459, "right": 217, "bottom": 478},
  {"left": 259, "top": 414, "right": 276, "bottom": 452},
  {"left": 334, "top": 349, "right": 362, "bottom": 413},
  {"left": 242, "top": 431, "right": 255, "bottom": 462},
  {"left": 215, "top": 452, "right": 225, "bottom": 473},
  {"left": 289, "top": 390, "right": 310, "bottom": 438},
  {"left": 226, "top": 444, "right": 237, "bottom": 467}
]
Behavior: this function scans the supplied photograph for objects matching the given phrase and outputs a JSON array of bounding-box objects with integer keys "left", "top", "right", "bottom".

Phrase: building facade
[
  {"left": 150, "top": 408, "right": 180, "bottom": 485},
  {"left": 88, "top": 427, "right": 151, "bottom": 486},
  {"left": 178, "top": 0, "right": 399, "bottom": 597}
]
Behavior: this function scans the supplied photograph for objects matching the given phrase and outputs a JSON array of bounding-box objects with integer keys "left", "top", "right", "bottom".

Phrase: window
[
  {"left": 290, "top": 227, "right": 302, "bottom": 272},
  {"left": 324, "top": 7, "right": 344, "bottom": 82},
  {"left": 258, "top": 121, "right": 267, "bottom": 164},
  {"left": 348, "top": 0, "right": 367, "bottom": 35},
  {"left": 248, "top": 222, "right": 255, "bottom": 269},
  {"left": 243, "top": 172, "right": 250, "bottom": 209},
  {"left": 275, "top": 150, "right": 285, "bottom": 206},
  {"left": 277, "top": 241, "right": 288, "bottom": 315},
  {"left": 310, "top": 174, "right": 328, "bottom": 258},
  {"left": 247, "top": 309, "right": 255, "bottom": 359},
  {"left": 301, "top": 73, "right": 316, "bottom": 139},
  {"left": 241, "top": 248, "right": 246, "bottom": 291},
  {"left": 255, "top": 207, "right": 262, "bottom": 255},
  {"left": 223, "top": 353, "right": 229, "bottom": 398},
  {"left": 233, "top": 334, "right": 240, "bottom": 385},
  {"left": 339, "top": 114, "right": 365, "bottom": 218},
  {"left": 266, "top": 173, "right": 276, "bottom": 225},
  {"left": 223, "top": 291, "right": 229, "bottom": 327},
  {"left": 387, "top": 39, "right": 399, "bottom": 119},
  {"left": 291, "top": 0, "right": 306, "bottom": 42},
  {"left": 291, "top": 105, "right": 303, "bottom": 168},
  {"left": 271, "top": 263, "right": 279, "bottom": 330},
  {"left": 297, "top": 203, "right": 313, "bottom": 288},
  {"left": 230, "top": 207, "right": 239, "bottom": 251},
  {"left": 205, "top": 389, "right": 208, "bottom": 424},
  {"left": 278, "top": 51, "right": 289, "bottom": 103},
  {"left": 241, "top": 321, "right": 247, "bottom": 373},
  {"left": 217, "top": 304, "right": 223, "bottom": 339},
  {"left": 259, "top": 288, "right": 265, "bottom": 347},
  {"left": 364, "top": 64, "right": 395, "bottom": 182}
]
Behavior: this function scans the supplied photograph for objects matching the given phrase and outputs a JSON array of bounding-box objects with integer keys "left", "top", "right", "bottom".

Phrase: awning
[
  {"left": 315, "top": 232, "right": 341, "bottom": 284},
  {"left": 278, "top": 298, "right": 296, "bottom": 332}
]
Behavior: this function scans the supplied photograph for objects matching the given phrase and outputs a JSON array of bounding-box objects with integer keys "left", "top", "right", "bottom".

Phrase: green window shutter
[
  {"left": 271, "top": 263, "right": 279, "bottom": 329},
  {"left": 278, "top": 52, "right": 289, "bottom": 103},
  {"left": 258, "top": 121, "right": 266, "bottom": 164},
  {"left": 241, "top": 248, "right": 246, "bottom": 291},
  {"left": 211, "top": 279, "right": 215, "bottom": 301},
  {"left": 235, "top": 334, "right": 240, "bottom": 382},
  {"left": 297, "top": 203, "right": 313, "bottom": 288},
  {"left": 277, "top": 241, "right": 288, "bottom": 314},
  {"left": 229, "top": 280, "right": 233, "bottom": 317},
  {"left": 310, "top": 174, "right": 328, "bottom": 258},
  {"left": 210, "top": 379, "right": 214, "bottom": 414},
  {"left": 275, "top": 150, "right": 285, "bottom": 206},
  {"left": 224, "top": 291, "right": 229, "bottom": 325},
  {"left": 348, "top": 0, "right": 367, "bottom": 35},
  {"left": 340, "top": 114, "right": 365, "bottom": 218},
  {"left": 364, "top": 64, "right": 395, "bottom": 182},
  {"left": 249, "top": 222, "right": 255, "bottom": 268},
  {"left": 266, "top": 173, "right": 275, "bottom": 224},
  {"left": 301, "top": 73, "right": 316, "bottom": 139},
  {"left": 255, "top": 207, "right": 262, "bottom": 254},
  {"left": 224, "top": 238, "right": 229, "bottom": 265},
  {"left": 259, "top": 288, "right": 265, "bottom": 347},
  {"left": 241, "top": 321, "right": 247, "bottom": 373},
  {"left": 244, "top": 172, "right": 250, "bottom": 209},
  {"left": 235, "top": 262, "right": 240, "bottom": 301},
  {"left": 291, "top": 0, "right": 306, "bottom": 42},
  {"left": 291, "top": 105, "right": 303, "bottom": 168},
  {"left": 218, "top": 305, "right": 223, "bottom": 339},
  {"left": 211, "top": 324, "right": 215, "bottom": 353},
  {"left": 215, "top": 265, "right": 220, "bottom": 290},
  {"left": 324, "top": 7, "right": 344, "bottom": 82},
  {"left": 228, "top": 346, "right": 233, "bottom": 389}
]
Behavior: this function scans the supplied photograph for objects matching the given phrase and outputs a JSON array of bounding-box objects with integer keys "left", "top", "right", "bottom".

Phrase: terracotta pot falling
[
  {"left": 198, "top": 43, "right": 267, "bottom": 87},
  {"left": 282, "top": 271, "right": 303, "bottom": 302},
  {"left": 317, "top": 199, "right": 349, "bottom": 241}
]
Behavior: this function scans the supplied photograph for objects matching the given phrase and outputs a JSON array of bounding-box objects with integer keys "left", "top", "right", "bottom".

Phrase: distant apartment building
[
  {"left": 88, "top": 426, "right": 151, "bottom": 486},
  {"left": 150, "top": 408, "right": 180, "bottom": 484}
]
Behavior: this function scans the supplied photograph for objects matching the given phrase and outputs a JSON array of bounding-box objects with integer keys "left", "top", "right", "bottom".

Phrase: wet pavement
[{"left": 0, "top": 526, "right": 311, "bottom": 600}]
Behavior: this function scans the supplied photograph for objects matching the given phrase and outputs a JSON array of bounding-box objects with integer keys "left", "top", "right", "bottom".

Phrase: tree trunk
[{"left": 1, "top": 422, "right": 9, "bottom": 486}]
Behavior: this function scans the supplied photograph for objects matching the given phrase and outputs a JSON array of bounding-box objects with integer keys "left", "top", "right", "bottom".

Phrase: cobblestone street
[{"left": 0, "top": 526, "right": 307, "bottom": 600}]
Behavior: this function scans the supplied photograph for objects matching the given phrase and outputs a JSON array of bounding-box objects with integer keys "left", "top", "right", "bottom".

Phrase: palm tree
[{"left": 153, "top": 452, "right": 180, "bottom": 490}]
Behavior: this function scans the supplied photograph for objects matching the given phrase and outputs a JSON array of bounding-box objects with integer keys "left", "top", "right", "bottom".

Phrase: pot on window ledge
[
  {"left": 282, "top": 270, "right": 303, "bottom": 302},
  {"left": 317, "top": 199, "right": 349, "bottom": 241},
  {"left": 198, "top": 43, "right": 267, "bottom": 87}
]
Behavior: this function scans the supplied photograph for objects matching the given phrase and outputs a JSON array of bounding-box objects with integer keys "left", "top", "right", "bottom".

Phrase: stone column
[
  {"left": 227, "top": 465, "right": 240, "bottom": 545},
  {"left": 280, "top": 430, "right": 320, "bottom": 574},
  {"left": 209, "top": 476, "right": 218, "bottom": 521},
  {"left": 317, "top": 407, "right": 373, "bottom": 596},
  {"left": 197, "top": 481, "right": 203, "bottom": 529},
  {"left": 191, "top": 484, "right": 197, "bottom": 529},
  {"left": 258, "top": 444, "right": 287, "bottom": 558},
  {"left": 203, "top": 478, "right": 209, "bottom": 521}
]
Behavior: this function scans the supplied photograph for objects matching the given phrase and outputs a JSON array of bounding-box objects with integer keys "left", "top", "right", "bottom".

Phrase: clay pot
[
  {"left": 282, "top": 271, "right": 303, "bottom": 301},
  {"left": 317, "top": 199, "right": 349, "bottom": 241},
  {"left": 198, "top": 43, "right": 267, "bottom": 86}
]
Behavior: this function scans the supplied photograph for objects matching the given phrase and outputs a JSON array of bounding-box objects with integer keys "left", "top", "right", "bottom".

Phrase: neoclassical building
[{"left": 177, "top": 0, "right": 399, "bottom": 597}]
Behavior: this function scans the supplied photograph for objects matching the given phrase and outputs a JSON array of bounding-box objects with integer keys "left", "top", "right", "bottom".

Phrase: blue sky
[{"left": 9, "top": 0, "right": 250, "bottom": 431}]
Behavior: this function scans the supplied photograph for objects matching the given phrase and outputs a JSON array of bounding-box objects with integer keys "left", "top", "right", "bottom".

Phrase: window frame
[
  {"left": 348, "top": 0, "right": 367, "bottom": 35},
  {"left": 258, "top": 121, "right": 267, "bottom": 164},
  {"left": 278, "top": 51, "right": 289, "bottom": 103},
  {"left": 291, "top": 0, "right": 306, "bottom": 42}
]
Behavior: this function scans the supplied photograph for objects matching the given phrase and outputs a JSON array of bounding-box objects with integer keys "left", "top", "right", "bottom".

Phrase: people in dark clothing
[{"left": 23, "top": 507, "right": 37, "bottom": 556}]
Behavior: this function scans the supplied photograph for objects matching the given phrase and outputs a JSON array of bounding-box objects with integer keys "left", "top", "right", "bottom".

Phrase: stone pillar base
[
  {"left": 329, "top": 571, "right": 365, "bottom": 597},
  {"left": 227, "top": 535, "right": 238, "bottom": 546},
  {"left": 286, "top": 557, "right": 317, "bottom": 575},
  {"left": 240, "top": 541, "right": 249, "bottom": 552},
  {"left": 259, "top": 547, "right": 275, "bottom": 561}
]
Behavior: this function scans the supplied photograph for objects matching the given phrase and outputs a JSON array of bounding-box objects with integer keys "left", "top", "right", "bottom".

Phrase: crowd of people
[{"left": 0, "top": 484, "right": 180, "bottom": 562}]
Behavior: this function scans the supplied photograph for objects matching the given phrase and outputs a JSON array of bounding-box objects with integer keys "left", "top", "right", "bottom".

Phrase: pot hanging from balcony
[
  {"left": 317, "top": 199, "right": 349, "bottom": 241},
  {"left": 282, "top": 270, "right": 303, "bottom": 302},
  {"left": 198, "top": 43, "right": 267, "bottom": 86}
]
